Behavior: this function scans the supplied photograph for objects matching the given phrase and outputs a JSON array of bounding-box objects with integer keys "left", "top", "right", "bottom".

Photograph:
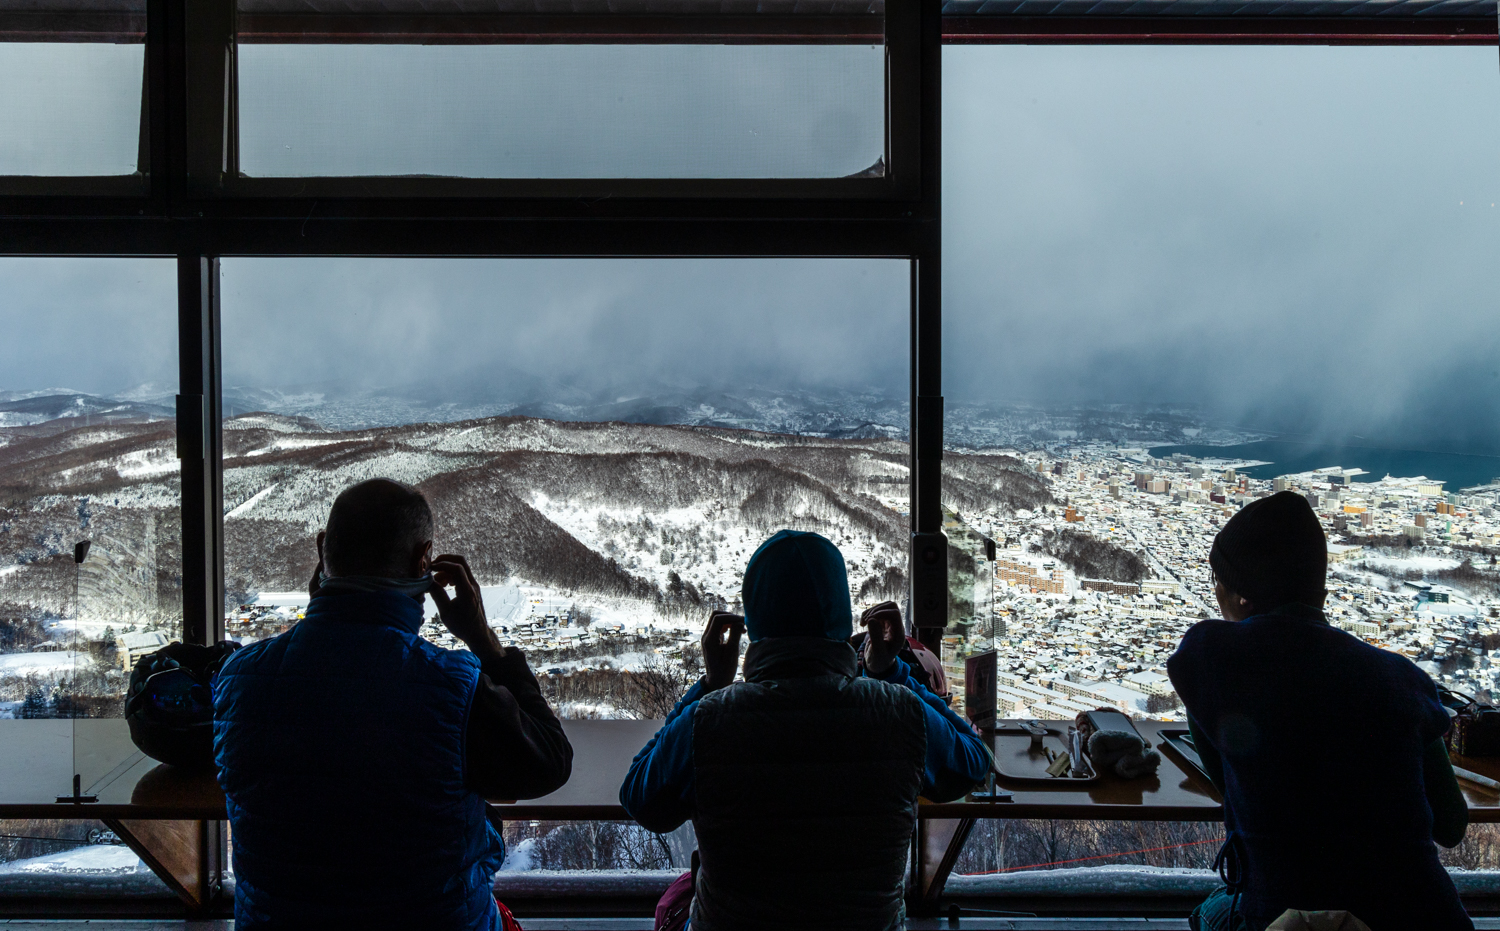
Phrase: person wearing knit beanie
[
  {"left": 1208, "top": 490, "right": 1328, "bottom": 620},
  {"left": 741, "top": 529, "right": 854, "bottom": 642},
  {"left": 620, "top": 529, "right": 992, "bottom": 931},
  {"left": 1170, "top": 492, "right": 1473, "bottom": 931}
]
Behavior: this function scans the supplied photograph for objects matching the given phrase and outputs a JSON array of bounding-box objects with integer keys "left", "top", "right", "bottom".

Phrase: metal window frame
[
  {"left": 0, "top": 0, "right": 1492, "bottom": 913},
  {"left": 0, "top": 0, "right": 942, "bottom": 651}
]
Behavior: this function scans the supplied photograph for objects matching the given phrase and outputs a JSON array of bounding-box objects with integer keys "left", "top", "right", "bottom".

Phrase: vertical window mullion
[{"left": 176, "top": 255, "right": 224, "bottom": 647}]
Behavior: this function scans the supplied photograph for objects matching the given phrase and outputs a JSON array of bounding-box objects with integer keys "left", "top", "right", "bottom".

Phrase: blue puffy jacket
[{"left": 214, "top": 590, "right": 505, "bottom": 931}]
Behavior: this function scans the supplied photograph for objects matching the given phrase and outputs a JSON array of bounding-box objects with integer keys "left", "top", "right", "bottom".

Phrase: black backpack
[
  {"left": 125, "top": 640, "right": 241, "bottom": 769},
  {"left": 1438, "top": 686, "right": 1500, "bottom": 759}
]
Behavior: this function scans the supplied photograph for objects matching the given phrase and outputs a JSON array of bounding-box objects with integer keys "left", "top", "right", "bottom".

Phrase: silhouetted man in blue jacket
[
  {"left": 214, "top": 479, "right": 572, "bottom": 930},
  {"left": 620, "top": 530, "right": 991, "bottom": 931}
]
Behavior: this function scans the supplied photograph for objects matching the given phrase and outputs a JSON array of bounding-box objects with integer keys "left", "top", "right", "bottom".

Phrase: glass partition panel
[
  {"left": 235, "top": 37, "right": 885, "bottom": 179},
  {"left": 0, "top": 258, "right": 177, "bottom": 809},
  {"left": 945, "top": 42, "right": 1500, "bottom": 871}
]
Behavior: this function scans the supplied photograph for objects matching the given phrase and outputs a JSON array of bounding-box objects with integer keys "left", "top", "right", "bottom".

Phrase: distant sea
[{"left": 1147, "top": 440, "right": 1500, "bottom": 492}]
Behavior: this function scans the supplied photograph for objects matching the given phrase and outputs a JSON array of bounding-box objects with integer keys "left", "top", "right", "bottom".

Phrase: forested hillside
[{"left": 2, "top": 413, "right": 1052, "bottom": 630}]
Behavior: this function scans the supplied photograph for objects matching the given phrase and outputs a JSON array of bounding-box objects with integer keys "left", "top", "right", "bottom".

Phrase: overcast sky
[
  {"left": 218, "top": 259, "right": 908, "bottom": 402},
  {"left": 943, "top": 46, "right": 1500, "bottom": 453},
  {"left": 0, "top": 45, "right": 1496, "bottom": 450}
]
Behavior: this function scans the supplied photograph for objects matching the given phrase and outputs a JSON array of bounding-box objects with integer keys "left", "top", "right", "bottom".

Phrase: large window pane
[
  {"left": 944, "top": 46, "right": 1500, "bottom": 872},
  {"left": 220, "top": 257, "right": 908, "bottom": 872},
  {"left": 0, "top": 258, "right": 179, "bottom": 726},
  {"left": 0, "top": 44, "right": 144, "bottom": 177},
  {"left": 0, "top": 259, "right": 176, "bottom": 887},
  {"left": 235, "top": 44, "right": 885, "bottom": 178},
  {"left": 220, "top": 258, "right": 909, "bottom": 690}
]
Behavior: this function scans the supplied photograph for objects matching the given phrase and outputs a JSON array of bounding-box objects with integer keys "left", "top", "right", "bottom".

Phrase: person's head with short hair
[
  {"left": 318, "top": 478, "right": 434, "bottom": 579},
  {"left": 741, "top": 530, "right": 853, "bottom": 642},
  {"left": 1209, "top": 490, "right": 1327, "bottom": 621}
]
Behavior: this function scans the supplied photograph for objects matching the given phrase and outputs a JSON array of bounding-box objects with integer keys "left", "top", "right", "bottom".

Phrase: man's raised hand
[
  {"left": 860, "top": 600, "right": 904, "bottom": 676},
  {"left": 701, "top": 611, "right": 745, "bottom": 693},
  {"left": 308, "top": 558, "right": 324, "bottom": 600},
  {"left": 431, "top": 553, "right": 504, "bottom": 660}
]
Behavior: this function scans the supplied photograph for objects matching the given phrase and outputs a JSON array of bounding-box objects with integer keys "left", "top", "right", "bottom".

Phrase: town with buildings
[
  {"left": 945, "top": 445, "right": 1500, "bottom": 722},
  {"left": 218, "top": 445, "right": 1500, "bottom": 726}
]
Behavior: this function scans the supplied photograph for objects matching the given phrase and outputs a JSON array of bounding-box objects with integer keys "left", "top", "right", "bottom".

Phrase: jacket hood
[
  {"left": 304, "top": 589, "right": 425, "bottom": 636},
  {"left": 742, "top": 636, "right": 858, "bottom": 682}
]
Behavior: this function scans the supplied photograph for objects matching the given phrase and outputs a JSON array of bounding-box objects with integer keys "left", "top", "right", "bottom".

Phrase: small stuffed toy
[{"left": 1087, "top": 729, "right": 1162, "bottom": 779}]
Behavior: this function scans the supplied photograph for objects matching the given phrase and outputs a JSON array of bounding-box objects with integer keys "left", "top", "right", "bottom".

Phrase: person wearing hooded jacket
[
  {"left": 1168, "top": 491, "right": 1471, "bottom": 931},
  {"left": 619, "top": 529, "right": 992, "bottom": 931}
]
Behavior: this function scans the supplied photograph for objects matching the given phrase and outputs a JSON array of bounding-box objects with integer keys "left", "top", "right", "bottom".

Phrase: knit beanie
[
  {"left": 1209, "top": 490, "right": 1328, "bottom": 611},
  {"left": 741, "top": 530, "right": 854, "bottom": 643}
]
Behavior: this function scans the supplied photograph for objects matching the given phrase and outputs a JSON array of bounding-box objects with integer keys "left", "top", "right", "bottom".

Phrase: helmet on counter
[{"left": 125, "top": 640, "right": 240, "bottom": 768}]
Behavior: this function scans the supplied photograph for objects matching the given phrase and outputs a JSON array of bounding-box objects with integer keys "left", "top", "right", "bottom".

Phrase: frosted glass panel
[
  {"left": 0, "top": 44, "right": 143, "bottom": 177},
  {"left": 237, "top": 44, "right": 885, "bottom": 178}
]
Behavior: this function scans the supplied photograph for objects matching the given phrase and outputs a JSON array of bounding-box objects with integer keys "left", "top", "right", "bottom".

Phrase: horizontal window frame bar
[
  {"left": 234, "top": 12, "right": 885, "bottom": 44},
  {"left": 0, "top": 214, "right": 932, "bottom": 257},
  {"left": 0, "top": 192, "right": 934, "bottom": 219},
  {"left": 943, "top": 12, "right": 1496, "bottom": 43},
  {"left": 0, "top": 10, "right": 142, "bottom": 42},
  {"left": 0, "top": 177, "right": 148, "bottom": 198},
  {"left": 211, "top": 176, "right": 905, "bottom": 200},
  {"left": 0, "top": 10, "right": 1489, "bottom": 43}
]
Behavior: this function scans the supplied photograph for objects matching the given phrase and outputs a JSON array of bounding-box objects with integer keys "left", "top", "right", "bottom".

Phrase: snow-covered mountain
[
  {"left": 2, "top": 379, "right": 1263, "bottom": 450},
  {"left": 0, "top": 408, "right": 1055, "bottom": 633},
  {"left": 217, "top": 383, "right": 912, "bottom": 438},
  {"left": 0, "top": 392, "right": 174, "bottom": 432}
]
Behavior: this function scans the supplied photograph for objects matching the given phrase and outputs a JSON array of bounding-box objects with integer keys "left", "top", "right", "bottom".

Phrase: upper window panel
[
  {"left": 0, "top": 1, "right": 146, "bottom": 178},
  {"left": 233, "top": 1, "right": 887, "bottom": 180}
]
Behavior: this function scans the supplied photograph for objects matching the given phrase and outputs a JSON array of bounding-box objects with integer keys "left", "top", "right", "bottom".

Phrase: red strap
[{"left": 495, "top": 898, "right": 524, "bottom": 931}]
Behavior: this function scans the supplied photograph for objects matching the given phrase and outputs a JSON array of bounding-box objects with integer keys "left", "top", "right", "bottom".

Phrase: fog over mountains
[{"left": 1, "top": 381, "right": 1261, "bottom": 448}]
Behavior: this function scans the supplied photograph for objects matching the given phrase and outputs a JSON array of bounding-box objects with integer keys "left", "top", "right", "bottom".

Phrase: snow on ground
[
  {"left": 113, "top": 448, "right": 178, "bottom": 480},
  {"left": 242, "top": 436, "right": 344, "bottom": 457},
  {"left": 554, "top": 701, "right": 636, "bottom": 720},
  {"left": 0, "top": 650, "right": 88, "bottom": 675},
  {"left": 482, "top": 583, "right": 528, "bottom": 624},
  {"left": 499, "top": 838, "right": 538, "bottom": 872},
  {"left": 0, "top": 845, "right": 146, "bottom": 876},
  {"left": 524, "top": 496, "right": 898, "bottom": 615},
  {"left": 487, "top": 581, "right": 660, "bottom": 633},
  {"left": 533, "top": 650, "right": 661, "bottom": 676},
  {"left": 0, "top": 700, "right": 19, "bottom": 719},
  {"left": 253, "top": 580, "right": 665, "bottom": 635},
  {"left": 226, "top": 482, "right": 280, "bottom": 518},
  {"left": 527, "top": 498, "right": 744, "bottom": 596},
  {"left": 47, "top": 618, "right": 121, "bottom": 640},
  {"left": 1331, "top": 566, "right": 1405, "bottom": 591},
  {"left": 1420, "top": 601, "right": 1487, "bottom": 618},
  {"left": 1360, "top": 554, "right": 1462, "bottom": 574},
  {"left": 252, "top": 591, "right": 311, "bottom": 608}
]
